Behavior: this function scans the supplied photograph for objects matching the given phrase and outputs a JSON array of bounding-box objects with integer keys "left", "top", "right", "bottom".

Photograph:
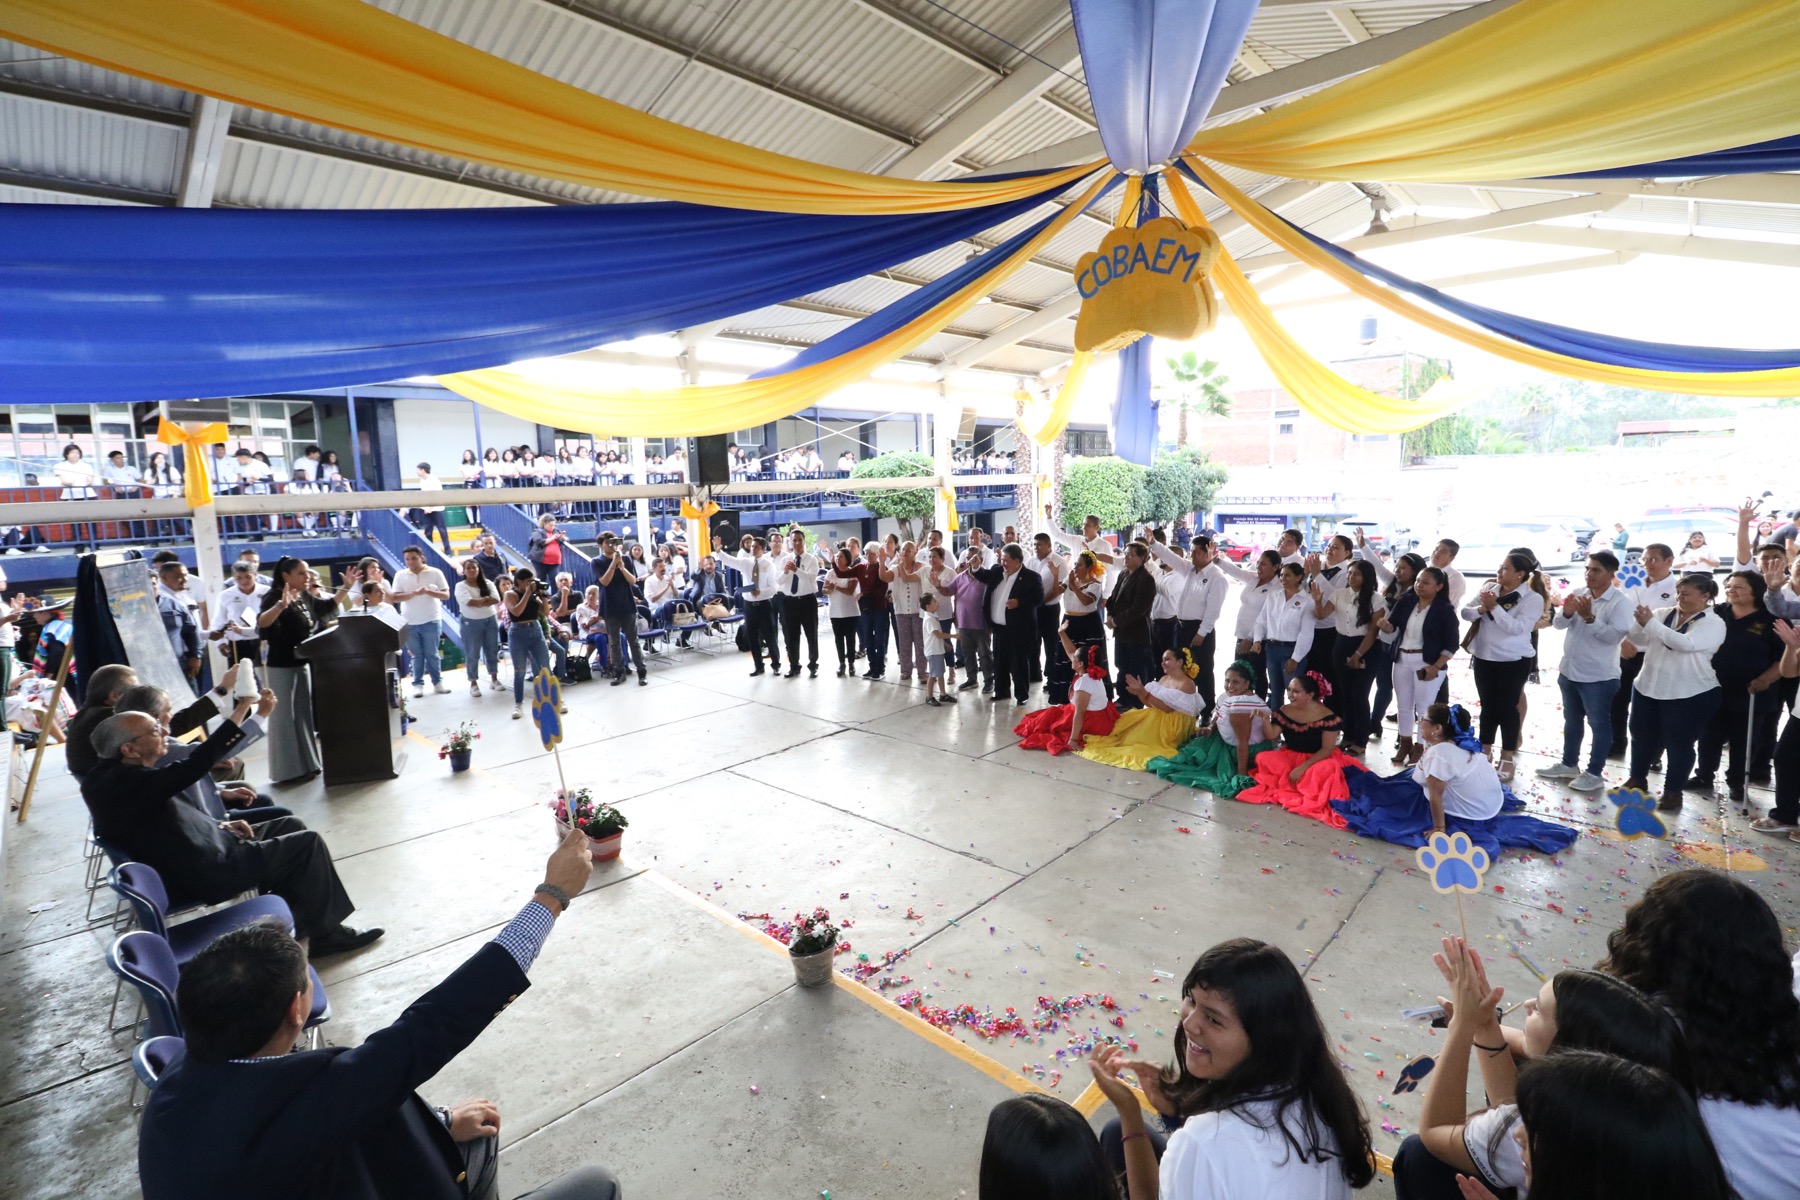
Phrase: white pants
[{"left": 1394, "top": 649, "right": 1429, "bottom": 738}]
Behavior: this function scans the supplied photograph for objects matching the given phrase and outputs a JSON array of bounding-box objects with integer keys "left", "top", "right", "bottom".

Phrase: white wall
[{"left": 392, "top": 399, "right": 539, "bottom": 477}]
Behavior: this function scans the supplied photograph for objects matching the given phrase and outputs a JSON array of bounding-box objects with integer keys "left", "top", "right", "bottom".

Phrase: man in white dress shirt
[
  {"left": 1611, "top": 541, "right": 1678, "bottom": 760},
  {"left": 208, "top": 562, "right": 269, "bottom": 666},
  {"left": 389, "top": 545, "right": 453, "bottom": 698},
  {"left": 1149, "top": 533, "right": 1228, "bottom": 719},
  {"left": 716, "top": 534, "right": 782, "bottom": 676},
  {"left": 1027, "top": 533, "right": 1066, "bottom": 690},
  {"left": 776, "top": 530, "right": 821, "bottom": 678},
  {"left": 1276, "top": 528, "right": 1306, "bottom": 566}
]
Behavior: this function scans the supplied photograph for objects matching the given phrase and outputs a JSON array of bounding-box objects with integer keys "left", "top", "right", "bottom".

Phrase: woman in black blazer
[{"left": 1377, "top": 566, "right": 1461, "bottom": 766}]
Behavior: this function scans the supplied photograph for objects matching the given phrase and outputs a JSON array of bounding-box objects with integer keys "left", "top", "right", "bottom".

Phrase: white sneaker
[
  {"left": 412, "top": 685, "right": 425, "bottom": 699},
  {"left": 1535, "top": 762, "right": 1577, "bottom": 780},
  {"left": 512, "top": 704, "right": 523, "bottom": 719},
  {"left": 433, "top": 683, "right": 452, "bottom": 694},
  {"left": 1569, "top": 771, "right": 1605, "bottom": 792}
]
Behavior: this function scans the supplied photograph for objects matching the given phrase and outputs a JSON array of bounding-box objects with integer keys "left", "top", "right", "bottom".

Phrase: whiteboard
[{"left": 98, "top": 559, "right": 200, "bottom": 704}]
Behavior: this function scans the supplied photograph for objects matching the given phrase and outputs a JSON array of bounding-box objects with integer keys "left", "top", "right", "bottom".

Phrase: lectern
[{"left": 296, "top": 614, "right": 407, "bottom": 785}]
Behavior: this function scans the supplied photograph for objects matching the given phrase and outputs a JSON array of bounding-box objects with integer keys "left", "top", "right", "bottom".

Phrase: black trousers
[
  {"left": 418, "top": 511, "right": 453, "bottom": 555},
  {"left": 1611, "top": 650, "right": 1646, "bottom": 755},
  {"left": 993, "top": 621, "right": 1035, "bottom": 703},
  {"left": 830, "top": 616, "right": 858, "bottom": 669},
  {"left": 224, "top": 816, "right": 355, "bottom": 940},
  {"left": 1773, "top": 716, "right": 1800, "bottom": 824},
  {"left": 1176, "top": 623, "right": 1218, "bottom": 719},
  {"left": 1472, "top": 656, "right": 1532, "bottom": 750},
  {"left": 781, "top": 593, "right": 819, "bottom": 668},
  {"left": 1333, "top": 635, "right": 1375, "bottom": 749},
  {"left": 1114, "top": 641, "right": 1155, "bottom": 710},
  {"left": 742, "top": 600, "right": 779, "bottom": 668},
  {"left": 1152, "top": 617, "right": 1181, "bottom": 658},
  {"left": 1752, "top": 675, "right": 1797, "bottom": 778},
  {"left": 1034, "top": 603, "right": 1060, "bottom": 683},
  {"left": 1696, "top": 686, "right": 1773, "bottom": 791}
]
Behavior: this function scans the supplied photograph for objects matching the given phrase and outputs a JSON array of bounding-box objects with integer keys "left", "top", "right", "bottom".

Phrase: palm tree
[{"left": 1162, "top": 351, "right": 1232, "bottom": 449}]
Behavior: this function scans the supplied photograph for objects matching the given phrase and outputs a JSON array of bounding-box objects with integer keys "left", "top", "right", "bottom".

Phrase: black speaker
[
  {"left": 708, "top": 508, "right": 740, "bottom": 552},
  {"left": 691, "top": 434, "right": 730, "bottom": 486}
]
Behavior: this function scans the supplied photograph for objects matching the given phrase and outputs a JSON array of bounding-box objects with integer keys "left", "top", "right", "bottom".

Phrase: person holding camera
[
  {"left": 502, "top": 568, "right": 563, "bottom": 717},
  {"left": 596, "top": 535, "right": 649, "bottom": 687}
]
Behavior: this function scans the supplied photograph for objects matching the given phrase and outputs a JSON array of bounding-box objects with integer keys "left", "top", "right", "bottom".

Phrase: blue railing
[
  {"left": 357, "top": 507, "right": 465, "bottom": 648},
  {"left": 481, "top": 502, "right": 596, "bottom": 591}
]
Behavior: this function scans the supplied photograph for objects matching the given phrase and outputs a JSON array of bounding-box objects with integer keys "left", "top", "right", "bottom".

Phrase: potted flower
[
  {"left": 553, "top": 787, "right": 628, "bottom": 861},
  {"left": 786, "top": 907, "right": 841, "bottom": 987},
  {"left": 437, "top": 720, "right": 480, "bottom": 772}
]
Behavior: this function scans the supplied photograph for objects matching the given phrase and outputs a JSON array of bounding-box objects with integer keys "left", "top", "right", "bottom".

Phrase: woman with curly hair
[
  {"left": 1073, "top": 646, "right": 1203, "bottom": 772},
  {"left": 1595, "top": 869, "right": 1800, "bottom": 1200},
  {"left": 1086, "top": 938, "right": 1373, "bottom": 1198},
  {"left": 1236, "top": 671, "right": 1364, "bottom": 823},
  {"left": 1015, "top": 622, "right": 1117, "bottom": 756},
  {"left": 1147, "top": 660, "right": 1277, "bottom": 797}
]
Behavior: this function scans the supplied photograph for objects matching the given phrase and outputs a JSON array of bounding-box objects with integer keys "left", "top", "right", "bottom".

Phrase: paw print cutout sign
[
  {"left": 1616, "top": 560, "right": 1648, "bottom": 591},
  {"left": 1393, "top": 1055, "right": 1436, "bottom": 1095},
  {"left": 1416, "top": 831, "right": 1490, "bottom": 893},
  {"left": 531, "top": 668, "right": 563, "bottom": 751},
  {"left": 1608, "top": 785, "right": 1667, "bottom": 840},
  {"left": 1416, "top": 830, "right": 1490, "bottom": 943}
]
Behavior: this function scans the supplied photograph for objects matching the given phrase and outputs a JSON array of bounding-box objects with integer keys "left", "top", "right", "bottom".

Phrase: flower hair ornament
[
  {"left": 1177, "top": 647, "right": 1201, "bottom": 679},
  {"left": 1079, "top": 640, "right": 1108, "bottom": 680},
  {"left": 1305, "top": 669, "right": 1333, "bottom": 699},
  {"left": 1228, "top": 658, "right": 1258, "bottom": 682},
  {"left": 1445, "top": 703, "right": 1483, "bottom": 755}
]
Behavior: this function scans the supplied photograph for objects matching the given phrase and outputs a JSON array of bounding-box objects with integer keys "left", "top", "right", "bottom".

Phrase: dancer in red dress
[
  {"left": 1237, "top": 671, "right": 1365, "bottom": 825},
  {"left": 1016, "top": 623, "right": 1117, "bottom": 755}
]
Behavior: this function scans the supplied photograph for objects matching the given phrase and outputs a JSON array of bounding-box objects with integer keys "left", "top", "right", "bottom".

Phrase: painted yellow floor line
[{"left": 639, "top": 866, "right": 1053, "bottom": 1099}]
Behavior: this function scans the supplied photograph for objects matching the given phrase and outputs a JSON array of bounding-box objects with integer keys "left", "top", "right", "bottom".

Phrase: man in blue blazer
[{"left": 138, "top": 825, "right": 619, "bottom": 1200}]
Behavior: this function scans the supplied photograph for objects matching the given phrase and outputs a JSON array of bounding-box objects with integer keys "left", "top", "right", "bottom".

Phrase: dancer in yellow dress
[{"left": 1075, "top": 647, "right": 1203, "bottom": 771}]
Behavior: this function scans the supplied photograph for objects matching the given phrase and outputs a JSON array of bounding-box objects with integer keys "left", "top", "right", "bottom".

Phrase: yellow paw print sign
[
  {"left": 530, "top": 667, "right": 563, "bottom": 751},
  {"left": 1073, "top": 217, "right": 1220, "bottom": 353}
]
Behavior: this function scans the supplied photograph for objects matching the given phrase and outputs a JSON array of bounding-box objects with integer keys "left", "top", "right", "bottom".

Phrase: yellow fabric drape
[
  {"left": 154, "top": 418, "right": 228, "bottom": 508},
  {"left": 1187, "top": 0, "right": 1800, "bottom": 183},
  {"left": 939, "top": 489, "right": 960, "bottom": 534},
  {"left": 679, "top": 498, "right": 721, "bottom": 559},
  {"left": 1181, "top": 161, "right": 1800, "bottom": 399},
  {"left": 1163, "top": 177, "right": 1471, "bottom": 434},
  {"left": 0, "top": 0, "right": 1101, "bottom": 213},
  {"left": 440, "top": 175, "right": 1112, "bottom": 435},
  {"left": 1019, "top": 352, "right": 1093, "bottom": 446}
]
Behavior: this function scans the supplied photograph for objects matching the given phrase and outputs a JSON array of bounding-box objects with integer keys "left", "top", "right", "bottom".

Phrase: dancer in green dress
[{"left": 1148, "top": 660, "right": 1277, "bottom": 796}]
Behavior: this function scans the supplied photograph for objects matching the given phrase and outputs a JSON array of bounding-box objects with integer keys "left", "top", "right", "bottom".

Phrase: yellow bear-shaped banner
[{"left": 1073, "top": 217, "right": 1221, "bottom": 353}]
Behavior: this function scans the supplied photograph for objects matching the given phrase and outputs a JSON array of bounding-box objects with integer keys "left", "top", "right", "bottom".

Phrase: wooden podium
[{"left": 296, "top": 614, "right": 408, "bottom": 785}]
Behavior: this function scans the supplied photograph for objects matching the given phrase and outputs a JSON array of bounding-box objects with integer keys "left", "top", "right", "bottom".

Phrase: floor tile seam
[
  {"left": 853, "top": 721, "right": 1024, "bottom": 766},
  {"left": 313, "top": 869, "right": 647, "bottom": 989},
  {"left": 330, "top": 801, "right": 546, "bottom": 863},
  {"left": 717, "top": 766, "right": 1030, "bottom": 878},
  {"left": 470, "top": 700, "right": 756, "bottom": 769},
  {"left": 0, "top": 919, "right": 115, "bottom": 960},
  {"left": 496, "top": 983, "right": 803, "bottom": 1153},
  {"left": 1299, "top": 866, "right": 1388, "bottom": 975},
  {"left": 0, "top": 1056, "right": 131, "bottom": 1114}
]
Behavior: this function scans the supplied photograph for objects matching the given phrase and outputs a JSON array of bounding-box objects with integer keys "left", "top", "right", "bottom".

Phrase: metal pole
[
  {"left": 471, "top": 400, "right": 486, "bottom": 464},
  {"left": 346, "top": 389, "right": 365, "bottom": 488}
]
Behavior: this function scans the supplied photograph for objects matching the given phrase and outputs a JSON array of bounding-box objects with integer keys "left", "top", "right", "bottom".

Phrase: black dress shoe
[
  {"left": 958, "top": 679, "right": 978, "bottom": 692},
  {"left": 638, "top": 673, "right": 648, "bottom": 687},
  {"left": 749, "top": 667, "right": 766, "bottom": 677},
  {"left": 310, "top": 925, "right": 384, "bottom": 957},
  {"left": 1656, "top": 790, "right": 1683, "bottom": 813},
  {"left": 610, "top": 673, "right": 627, "bottom": 686},
  {"left": 785, "top": 666, "right": 800, "bottom": 678},
  {"left": 809, "top": 665, "right": 818, "bottom": 678}
]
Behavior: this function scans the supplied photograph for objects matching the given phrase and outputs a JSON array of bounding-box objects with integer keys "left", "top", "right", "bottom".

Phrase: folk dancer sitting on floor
[
  {"left": 1015, "top": 622, "right": 1118, "bottom": 755},
  {"left": 1148, "top": 659, "right": 1278, "bottom": 798},
  {"left": 1074, "top": 646, "right": 1203, "bottom": 772},
  {"left": 1236, "top": 671, "right": 1363, "bottom": 823}
]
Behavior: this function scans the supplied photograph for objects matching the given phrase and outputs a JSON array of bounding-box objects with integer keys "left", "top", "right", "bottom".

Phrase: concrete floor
[{"left": 4, "top": 615, "right": 1797, "bottom": 1199}]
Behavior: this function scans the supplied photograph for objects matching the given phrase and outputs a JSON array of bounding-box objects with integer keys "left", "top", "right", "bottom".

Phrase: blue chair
[
  {"left": 86, "top": 833, "right": 130, "bottom": 924},
  {"left": 108, "top": 862, "right": 293, "bottom": 960},
  {"left": 106, "top": 929, "right": 332, "bottom": 1051},
  {"left": 130, "top": 1035, "right": 185, "bottom": 1110}
]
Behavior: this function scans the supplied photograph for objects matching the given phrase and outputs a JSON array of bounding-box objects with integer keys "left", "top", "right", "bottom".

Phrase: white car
[{"left": 1449, "top": 522, "right": 1580, "bottom": 576}]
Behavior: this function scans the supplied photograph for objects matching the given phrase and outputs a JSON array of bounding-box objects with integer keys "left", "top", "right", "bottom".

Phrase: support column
[
  {"left": 630, "top": 436, "right": 653, "bottom": 546},
  {"left": 192, "top": 500, "right": 229, "bottom": 681},
  {"left": 932, "top": 383, "right": 953, "bottom": 535},
  {"left": 678, "top": 342, "right": 703, "bottom": 552}
]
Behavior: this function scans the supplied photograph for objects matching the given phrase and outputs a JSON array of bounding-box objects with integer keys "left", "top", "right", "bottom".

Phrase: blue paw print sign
[
  {"left": 1416, "top": 831, "right": 1490, "bottom": 894},
  {"left": 1616, "top": 561, "right": 1647, "bottom": 590},
  {"left": 1393, "top": 1054, "right": 1436, "bottom": 1095},
  {"left": 1608, "top": 785, "right": 1667, "bottom": 839},
  {"left": 530, "top": 668, "right": 563, "bottom": 750}
]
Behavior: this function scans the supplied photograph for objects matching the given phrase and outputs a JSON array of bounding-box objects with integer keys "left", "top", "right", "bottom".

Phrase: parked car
[
  {"left": 1214, "top": 536, "right": 1256, "bottom": 563},
  {"left": 1623, "top": 511, "right": 1740, "bottom": 570},
  {"left": 1451, "top": 521, "right": 1581, "bottom": 576},
  {"left": 1526, "top": 513, "right": 1601, "bottom": 557},
  {"left": 1336, "top": 518, "right": 1415, "bottom": 555}
]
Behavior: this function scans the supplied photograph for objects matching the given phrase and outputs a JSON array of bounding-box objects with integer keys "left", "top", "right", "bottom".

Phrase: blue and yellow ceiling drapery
[{"left": 0, "top": 0, "right": 1799, "bottom": 435}]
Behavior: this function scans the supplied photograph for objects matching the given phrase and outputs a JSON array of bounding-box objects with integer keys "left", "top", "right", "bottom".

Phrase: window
[
  {"left": 1277, "top": 423, "right": 1295, "bottom": 436},
  {"left": 1064, "top": 429, "right": 1112, "bottom": 456}
]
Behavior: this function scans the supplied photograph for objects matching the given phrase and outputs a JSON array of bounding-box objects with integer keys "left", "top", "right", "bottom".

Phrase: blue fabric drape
[
  {"left": 0, "top": 180, "right": 1071, "bottom": 404},
  {"left": 1554, "top": 134, "right": 1800, "bottom": 180},
  {"left": 1332, "top": 771, "right": 1580, "bottom": 859},
  {"left": 1278, "top": 210, "right": 1800, "bottom": 372},
  {"left": 1071, "top": 0, "right": 1260, "bottom": 173},
  {"left": 1111, "top": 336, "right": 1158, "bottom": 466}
]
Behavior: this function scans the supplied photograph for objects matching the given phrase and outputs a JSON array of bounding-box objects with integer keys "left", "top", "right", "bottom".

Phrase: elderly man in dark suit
[
  {"left": 65, "top": 660, "right": 245, "bottom": 779},
  {"left": 139, "top": 826, "right": 619, "bottom": 1200},
  {"left": 1107, "top": 541, "right": 1160, "bottom": 711},
  {"left": 973, "top": 542, "right": 1045, "bottom": 708},
  {"left": 81, "top": 696, "right": 379, "bottom": 956},
  {"left": 112, "top": 682, "right": 293, "bottom": 823}
]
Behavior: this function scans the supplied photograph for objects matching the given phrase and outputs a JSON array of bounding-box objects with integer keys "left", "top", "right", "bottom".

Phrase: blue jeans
[
  {"left": 857, "top": 609, "right": 890, "bottom": 674},
  {"left": 1264, "top": 639, "right": 1299, "bottom": 700},
  {"left": 463, "top": 617, "right": 501, "bottom": 682},
  {"left": 1559, "top": 675, "right": 1620, "bottom": 775},
  {"left": 406, "top": 619, "right": 442, "bottom": 685},
  {"left": 509, "top": 620, "right": 551, "bottom": 703}
]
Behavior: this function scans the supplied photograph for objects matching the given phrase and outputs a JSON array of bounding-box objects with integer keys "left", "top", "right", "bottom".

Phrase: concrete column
[
  {"left": 630, "top": 436, "right": 653, "bottom": 546},
  {"left": 191, "top": 500, "right": 229, "bottom": 680},
  {"left": 679, "top": 344, "right": 703, "bottom": 552}
]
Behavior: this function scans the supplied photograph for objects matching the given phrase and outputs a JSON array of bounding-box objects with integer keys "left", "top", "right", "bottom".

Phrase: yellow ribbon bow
[
  {"left": 679, "top": 497, "right": 721, "bottom": 559},
  {"left": 155, "top": 417, "right": 229, "bottom": 508},
  {"left": 938, "top": 489, "right": 959, "bottom": 534}
]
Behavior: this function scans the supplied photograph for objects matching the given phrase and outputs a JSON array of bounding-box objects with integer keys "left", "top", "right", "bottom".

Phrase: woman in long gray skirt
[{"left": 256, "top": 556, "right": 337, "bottom": 784}]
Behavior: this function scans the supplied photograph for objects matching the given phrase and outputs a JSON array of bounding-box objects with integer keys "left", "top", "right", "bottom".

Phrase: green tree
[
  {"left": 1160, "top": 351, "right": 1232, "bottom": 449},
  {"left": 850, "top": 450, "right": 937, "bottom": 542},
  {"left": 1144, "top": 448, "right": 1229, "bottom": 524},
  {"left": 1059, "top": 456, "right": 1147, "bottom": 533}
]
